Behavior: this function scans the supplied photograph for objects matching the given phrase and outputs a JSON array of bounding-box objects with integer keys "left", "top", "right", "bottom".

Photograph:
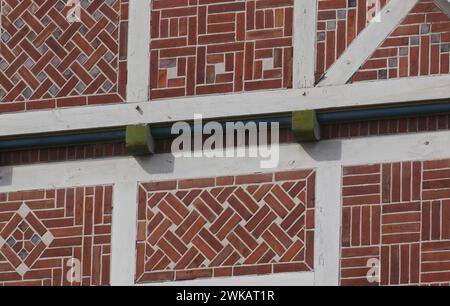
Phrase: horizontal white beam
[
  {"left": 2, "top": 129, "right": 450, "bottom": 192},
  {"left": 142, "top": 271, "right": 315, "bottom": 287},
  {"left": 318, "top": 0, "right": 419, "bottom": 87},
  {"left": 2, "top": 129, "right": 450, "bottom": 286},
  {"left": 1, "top": 75, "right": 450, "bottom": 137}
]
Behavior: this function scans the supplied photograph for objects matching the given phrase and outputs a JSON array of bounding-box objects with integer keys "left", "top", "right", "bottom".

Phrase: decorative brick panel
[
  {"left": 0, "top": 186, "right": 113, "bottom": 286},
  {"left": 341, "top": 160, "right": 450, "bottom": 286},
  {"left": 150, "top": 0, "right": 293, "bottom": 100},
  {"left": 352, "top": 0, "right": 450, "bottom": 82},
  {"left": 136, "top": 170, "right": 315, "bottom": 283},
  {"left": 316, "top": 0, "right": 390, "bottom": 82},
  {"left": 0, "top": 0, "right": 129, "bottom": 114}
]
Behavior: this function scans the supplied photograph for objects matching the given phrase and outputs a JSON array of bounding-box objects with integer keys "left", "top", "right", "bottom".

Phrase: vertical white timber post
[
  {"left": 110, "top": 181, "right": 139, "bottom": 286},
  {"left": 293, "top": 0, "right": 317, "bottom": 88},
  {"left": 111, "top": 0, "right": 151, "bottom": 286},
  {"left": 314, "top": 166, "right": 342, "bottom": 286},
  {"left": 126, "top": 0, "right": 152, "bottom": 103}
]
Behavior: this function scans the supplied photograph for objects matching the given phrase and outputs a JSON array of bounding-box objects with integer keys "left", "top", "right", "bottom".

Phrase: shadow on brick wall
[
  {"left": 301, "top": 140, "right": 342, "bottom": 162},
  {"left": 0, "top": 166, "right": 12, "bottom": 187},
  {"left": 135, "top": 154, "right": 175, "bottom": 175}
]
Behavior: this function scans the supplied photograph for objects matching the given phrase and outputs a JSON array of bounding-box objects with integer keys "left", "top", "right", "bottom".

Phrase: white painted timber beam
[
  {"left": 2, "top": 129, "right": 450, "bottom": 192},
  {"left": 0, "top": 74, "right": 450, "bottom": 137},
  {"left": 434, "top": 0, "right": 450, "bottom": 17},
  {"left": 293, "top": 0, "right": 317, "bottom": 88},
  {"left": 126, "top": 0, "right": 151, "bottom": 103},
  {"left": 314, "top": 166, "right": 342, "bottom": 286},
  {"left": 110, "top": 181, "right": 138, "bottom": 286},
  {"left": 317, "top": 0, "right": 420, "bottom": 87}
]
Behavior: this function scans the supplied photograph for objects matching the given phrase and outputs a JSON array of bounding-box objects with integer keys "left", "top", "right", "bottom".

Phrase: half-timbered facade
[{"left": 1, "top": 0, "right": 450, "bottom": 286}]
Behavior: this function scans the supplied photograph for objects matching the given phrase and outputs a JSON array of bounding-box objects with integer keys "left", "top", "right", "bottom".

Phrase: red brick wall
[
  {"left": 0, "top": 0, "right": 128, "bottom": 114},
  {"left": 136, "top": 170, "right": 315, "bottom": 283},
  {"left": 321, "top": 114, "right": 450, "bottom": 139},
  {"left": 316, "top": 0, "right": 390, "bottom": 82},
  {"left": 150, "top": 0, "right": 293, "bottom": 99},
  {"left": 341, "top": 160, "right": 450, "bottom": 286},
  {"left": 0, "top": 186, "right": 112, "bottom": 286},
  {"left": 352, "top": 0, "right": 450, "bottom": 82},
  {"left": 0, "top": 141, "right": 127, "bottom": 166},
  {"left": 4, "top": 115, "right": 450, "bottom": 167}
]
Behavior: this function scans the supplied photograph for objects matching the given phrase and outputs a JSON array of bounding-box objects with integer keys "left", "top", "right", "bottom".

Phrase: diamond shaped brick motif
[
  {"left": 0, "top": 203, "right": 54, "bottom": 276},
  {"left": 0, "top": 186, "right": 113, "bottom": 286},
  {"left": 0, "top": 0, "right": 129, "bottom": 113}
]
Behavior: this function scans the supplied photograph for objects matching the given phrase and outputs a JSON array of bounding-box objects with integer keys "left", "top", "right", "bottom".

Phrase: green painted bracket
[
  {"left": 126, "top": 125, "right": 155, "bottom": 155},
  {"left": 292, "top": 110, "right": 321, "bottom": 142}
]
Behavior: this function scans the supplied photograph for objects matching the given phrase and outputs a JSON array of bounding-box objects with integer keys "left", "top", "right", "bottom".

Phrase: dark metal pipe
[
  {"left": 2, "top": 102, "right": 450, "bottom": 151},
  {"left": 150, "top": 116, "right": 292, "bottom": 138},
  {"left": 317, "top": 102, "right": 450, "bottom": 123},
  {"left": 0, "top": 131, "right": 125, "bottom": 151}
]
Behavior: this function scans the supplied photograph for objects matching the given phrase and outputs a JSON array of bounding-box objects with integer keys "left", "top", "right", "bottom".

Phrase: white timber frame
[
  {"left": 317, "top": 0, "right": 420, "bottom": 87},
  {"left": 126, "top": 0, "right": 152, "bottom": 103},
  {"left": 2, "top": 130, "right": 450, "bottom": 285},
  {"left": 317, "top": 0, "right": 450, "bottom": 87},
  {"left": 2, "top": 0, "right": 450, "bottom": 287},
  {"left": 293, "top": 0, "right": 317, "bottom": 89},
  {"left": 1, "top": 74, "right": 450, "bottom": 137},
  {"left": 435, "top": 0, "right": 450, "bottom": 17},
  {"left": 1, "top": 0, "right": 450, "bottom": 137}
]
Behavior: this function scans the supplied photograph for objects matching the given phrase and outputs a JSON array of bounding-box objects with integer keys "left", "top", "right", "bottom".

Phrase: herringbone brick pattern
[
  {"left": 316, "top": 0, "right": 389, "bottom": 82},
  {"left": 352, "top": 0, "right": 450, "bottom": 82},
  {"left": 0, "top": 0, "right": 128, "bottom": 113},
  {"left": 0, "top": 186, "right": 113, "bottom": 286},
  {"left": 136, "top": 170, "right": 315, "bottom": 283},
  {"left": 341, "top": 159, "right": 450, "bottom": 286},
  {"left": 150, "top": 0, "right": 293, "bottom": 100}
]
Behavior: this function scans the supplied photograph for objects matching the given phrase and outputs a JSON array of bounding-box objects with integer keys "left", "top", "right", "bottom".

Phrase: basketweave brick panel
[
  {"left": 352, "top": 0, "right": 450, "bottom": 82},
  {"left": 136, "top": 170, "right": 315, "bottom": 283},
  {"left": 316, "top": 0, "right": 390, "bottom": 82},
  {"left": 0, "top": 0, "right": 128, "bottom": 114},
  {"left": 149, "top": 0, "right": 294, "bottom": 100},
  {"left": 0, "top": 186, "right": 113, "bottom": 286},
  {"left": 341, "top": 160, "right": 450, "bottom": 286}
]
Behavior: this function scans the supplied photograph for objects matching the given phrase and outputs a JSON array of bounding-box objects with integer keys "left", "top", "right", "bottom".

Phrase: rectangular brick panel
[
  {"left": 0, "top": 0, "right": 129, "bottom": 114},
  {"left": 0, "top": 185, "right": 113, "bottom": 286},
  {"left": 150, "top": 0, "right": 293, "bottom": 100},
  {"left": 136, "top": 170, "right": 315, "bottom": 283},
  {"left": 352, "top": 0, "right": 450, "bottom": 82},
  {"left": 316, "top": 0, "right": 390, "bottom": 81},
  {"left": 341, "top": 159, "right": 450, "bottom": 286}
]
